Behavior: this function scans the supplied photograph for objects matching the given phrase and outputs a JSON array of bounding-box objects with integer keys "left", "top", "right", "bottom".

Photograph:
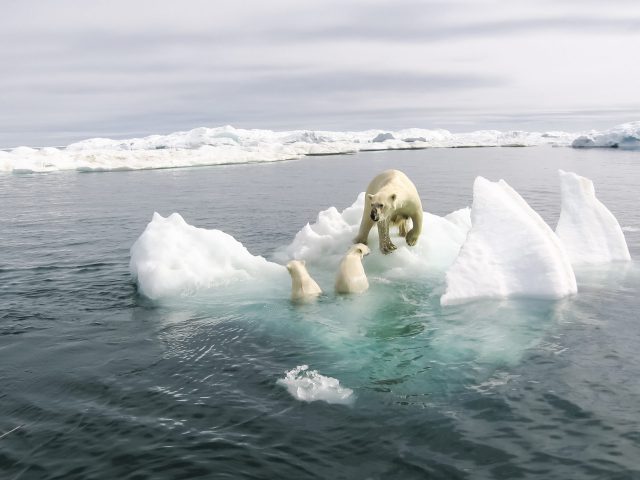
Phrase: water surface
[{"left": 1, "top": 146, "right": 639, "bottom": 479}]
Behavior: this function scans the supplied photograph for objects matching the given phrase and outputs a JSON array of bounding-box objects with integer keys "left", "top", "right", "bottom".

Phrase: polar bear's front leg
[
  {"left": 377, "top": 220, "right": 396, "bottom": 254},
  {"left": 406, "top": 210, "right": 423, "bottom": 246},
  {"left": 354, "top": 215, "right": 374, "bottom": 245}
]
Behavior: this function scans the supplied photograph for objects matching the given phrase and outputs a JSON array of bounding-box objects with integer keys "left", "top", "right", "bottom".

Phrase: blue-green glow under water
[{"left": 1, "top": 147, "right": 639, "bottom": 479}]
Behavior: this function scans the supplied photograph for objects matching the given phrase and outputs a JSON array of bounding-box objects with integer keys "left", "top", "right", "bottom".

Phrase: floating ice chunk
[
  {"left": 441, "top": 177, "right": 577, "bottom": 305},
  {"left": 555, "top": 170, "right": 631, "bottom": 264},
  {"left": 130, "top": 212, "right": 285, "bottom": 299},
  {"left": 277, "top": 365, "right": 354, "bottom": 405},
  {"left": 571, "top": 121, "right": 640, "bottom": 149},
  {"left": 276, "top": 193, "right": 471, "bottom": 278}
]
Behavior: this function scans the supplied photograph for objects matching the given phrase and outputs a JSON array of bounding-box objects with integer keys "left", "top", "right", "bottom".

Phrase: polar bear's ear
[
  {"left": 367, "top": 194, "right": 374, "bottom": 201},
  {"left": 390, "top": 193, "right": 397, "bottom": 202}
]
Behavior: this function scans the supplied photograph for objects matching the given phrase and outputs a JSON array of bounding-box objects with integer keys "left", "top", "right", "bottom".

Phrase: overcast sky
[{"left": 1, "top": 0, "right": 639, "bottom": 147}]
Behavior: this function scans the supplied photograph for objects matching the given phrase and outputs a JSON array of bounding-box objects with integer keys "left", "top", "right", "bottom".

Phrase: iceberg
[
  {"left": 277, "top": 365, "right": 354, "bottom": 405},
  {"left": 441, "top": 177, "right": 577, "bottom": 305},
  {"left": 571, "top": 121, "right": 640, "bottom": 149},
  {"left": 130, "top": 212, "right": 285, "bottom": 300},
  {"left": 556, "top": 170, "right": 631, "bottom": 264}
]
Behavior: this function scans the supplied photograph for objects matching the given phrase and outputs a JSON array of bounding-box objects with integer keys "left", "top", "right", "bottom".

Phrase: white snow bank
[
  {"left": 1, "top": 124, "right": 579, "bottom": 173},
  {"left": 130, "top": 212, "right": 285, "bottom": 300},
  {"left": 277, "top": 365, "right": 354, "bottom": 405},
  {"left": 555, "top": 170, "right": 631, "bottom": 264},
  {"left": 441, "top": 177, "right": 577, "bottom": 305},
  {"left": 276, "top": 193, "right": 471, "bottom": 278},
  {"left": 571, "top": 121, "right": 640, "bottom": 149}
]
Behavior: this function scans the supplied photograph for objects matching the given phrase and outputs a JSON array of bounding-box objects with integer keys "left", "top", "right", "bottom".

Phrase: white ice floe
[
  {"left": 1, "top": 124, "right": 580, "bottom": 173},
  {"left": 556, "top": 170, "right": 631, "bottom": 264},
  {"left": 128, "top": 171, "right": 629, "bottom": 303},
  {"left": 441, "top": 177, "right": 577, "bottom": 305},
  {"left": 571, "top": 121, "right": 640, "bottom": 149},
  {"left": 277, "top": 365, "right": 354, "bottom": 405},
  {"left": 276, "top": 193, "right": 471, "bottom": 278},
  {"left": 130, "top": 212, "right": 285, "bottom": 300}
]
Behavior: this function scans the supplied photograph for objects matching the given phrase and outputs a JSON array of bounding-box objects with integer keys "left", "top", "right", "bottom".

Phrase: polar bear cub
[
  {"left": 335, "top": 244, "right": 370, "bottom": 294},
  {"left": 354, "top": 169, "right": 423, "bottom": 254},
  {"left": 286, "top": 260, "right": 322, "bottom": 302}
]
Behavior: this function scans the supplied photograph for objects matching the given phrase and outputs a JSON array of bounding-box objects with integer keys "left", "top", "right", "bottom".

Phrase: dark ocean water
[{"left": 1, "top": 147, "right": 639, "bottom": 479}]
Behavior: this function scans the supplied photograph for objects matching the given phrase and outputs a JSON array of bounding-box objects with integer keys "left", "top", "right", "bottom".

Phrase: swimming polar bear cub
[
  {"left": 354, "top": 169, "right": 423, "bottom": 254},
  {"left": 335, "top": 244, "right": 370, "bottom": 294},
  {"left": 286, "top": 260, "right": 322, "bottom": 302}
]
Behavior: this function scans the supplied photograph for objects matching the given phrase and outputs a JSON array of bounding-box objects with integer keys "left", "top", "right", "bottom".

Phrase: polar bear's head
[
  {"left": 348, "top": 243, "right": 371, "bottom": 258},
  {"left": 367, "top": 192, "right": 397, "bottom": 222}
]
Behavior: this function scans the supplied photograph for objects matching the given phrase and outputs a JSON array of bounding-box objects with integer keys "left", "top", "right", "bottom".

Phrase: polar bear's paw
[
  {"left": 381, "top": 240, "right": 397, "bottom": 254},
  {"left": 406, "top": 228, "right": 419, "bottom": 246}
]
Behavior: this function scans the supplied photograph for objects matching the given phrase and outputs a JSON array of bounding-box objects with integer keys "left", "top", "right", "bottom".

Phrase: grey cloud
[{"left": 273, "top": 16, "right": 640, "bottom": 43}]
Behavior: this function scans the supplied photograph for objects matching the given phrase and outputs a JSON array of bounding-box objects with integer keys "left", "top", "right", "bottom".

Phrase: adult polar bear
[{"left": 354, "top": 169, "right": 423, "bottom": 254}]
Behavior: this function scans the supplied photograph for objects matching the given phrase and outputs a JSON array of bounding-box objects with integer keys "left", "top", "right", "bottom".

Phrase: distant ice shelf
[{"left": 4, "top": 122, "right": 630, "bottom": 174}]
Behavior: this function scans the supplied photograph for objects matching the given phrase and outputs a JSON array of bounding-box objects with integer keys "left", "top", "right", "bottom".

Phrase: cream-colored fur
[
  {"left": 286, "top": 260, "right": 322, "bottom": 302},
  {"left": 354, "top": 169, "right": 423, "bottom": 254},
  {"left": 335, "top": 244, "right": 370, "bottom": 294}
]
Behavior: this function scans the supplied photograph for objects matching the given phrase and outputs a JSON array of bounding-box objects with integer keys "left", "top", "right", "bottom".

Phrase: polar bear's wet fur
[
  {"left": 335, "top": 244, "right": 370, "bottom": 294},
  {"left": 286, "top": 260, "right": 322, "bottom": 302},
  {"left": 354, "top": 169, "right": 423, "bottom": 254}
]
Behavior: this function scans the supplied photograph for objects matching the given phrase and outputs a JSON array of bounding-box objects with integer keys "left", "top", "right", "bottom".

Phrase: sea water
[{"left": 1, "top": 146, "right": 639, "bottom": 479}]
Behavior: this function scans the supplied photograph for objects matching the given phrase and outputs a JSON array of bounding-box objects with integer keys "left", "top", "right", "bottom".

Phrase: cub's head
[
  {"left": 286, "top": 260, "right": 306, "bottom": 277},
  {"left": 367, "top": 192, "right": 397, "bottom": 222},
  {"left": 348, "top": 243, "right": 371, "bottom": 258}
]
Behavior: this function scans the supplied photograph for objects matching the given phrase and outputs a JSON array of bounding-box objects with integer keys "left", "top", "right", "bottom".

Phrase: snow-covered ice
[
  {"left": 276, "top": 193, "right": 471, "bottom": 277},
  {"left": 277, "top": 365, "right": 355, "bottom": 405},
  {"left": 0, "top": 124, "right": 583, "bottom": 174},
  {"left": 441, "top": 177, "right": 577, "bottom": 305},
  {"left": 571, "top": 121, "right": 640, "bottom": 149},
  {"left": 129, "top": 212, "right": 285, "bottom": 300},
  {"left": 556, "top": 170, "right": 631, "bottom": 264}
]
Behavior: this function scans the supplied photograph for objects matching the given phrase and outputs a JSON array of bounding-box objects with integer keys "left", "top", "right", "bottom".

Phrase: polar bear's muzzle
[{"left": 370, "top": 208, "right": 379, "bottom": 222}]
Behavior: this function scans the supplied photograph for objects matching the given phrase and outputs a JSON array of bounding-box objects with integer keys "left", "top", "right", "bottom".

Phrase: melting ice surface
[
  {"left": 277, "top": 365, "right": 355, "bottom": 405},
  {"left": 3, "top": 122, "right": 635, "bottom": 173}
]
